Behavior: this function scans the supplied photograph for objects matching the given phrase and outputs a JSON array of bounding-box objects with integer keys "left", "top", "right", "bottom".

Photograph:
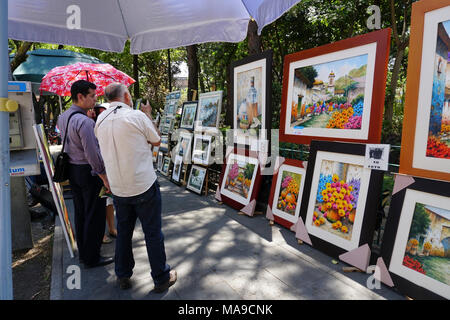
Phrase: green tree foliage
[
  {"left": 409, "top": 203, "right": 431, "bottom": 240},
  {"left": 299, "top": 66, "right": 317, "bottom": 88}
]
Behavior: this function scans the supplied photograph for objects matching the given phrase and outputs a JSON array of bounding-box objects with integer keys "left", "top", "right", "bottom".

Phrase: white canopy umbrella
[
  {"left": 2, "top": 0, "right": 302, "bottom": 300},
  {"left": 8, "top": 0, "right": 301, "bottom": 54}
]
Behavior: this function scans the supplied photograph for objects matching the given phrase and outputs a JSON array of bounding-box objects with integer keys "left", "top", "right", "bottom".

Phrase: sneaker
[
  {"left": 153, "top": 270, "right": 177, "bottom": 293},
  {"left": 117, "top": 277, "right": 132, "bottom": 290}
]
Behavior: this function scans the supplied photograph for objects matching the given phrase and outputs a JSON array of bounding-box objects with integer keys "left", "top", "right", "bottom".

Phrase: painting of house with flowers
[
  {"left": 426, "top": 20, "right": 450, "bottom": 160},
  {"left": 402, "top": 203, "right": 450, "bottom": 286},
  {"left": 290, "top": 54, "right": 367, "bottom": 130},
  {"left": 311, "top": 160, "right": 362, "bottom": 240},
  {"left": 224, "top": 159, "right": 256, "bottom": 201}
]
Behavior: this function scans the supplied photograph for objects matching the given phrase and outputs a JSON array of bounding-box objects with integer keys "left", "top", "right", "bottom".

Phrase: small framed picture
[
  {"left": 152, "top": 146, "right": 159, "bottom": 163},
  {"left": 399, "top": 0, "right": 450, "bottom": 181},
  {"left": 186, "top": 165, "right": 207, "bottom": 195},
  {"left": 218, "top": 148, "right": 262, "bottom": 211},
  {"left": 280, "top": 29, "right": 391, "bottom": 145},
  {"left": 171, "top": 155, "right": 183, "bottom": 183},
  {"left": 160, "top": 135, "right": 169, "bottom": 153},
  {"left": 195, "top": 91, "right": 223, "bottom": 132},
  {"left": 299, "top": 140, "right": 384, "bottom": 258},
  {"left": 180, "top": 101, "right": 198, "bottom": 130},
  {"left": 157, "top": 151, "right": 164, "bottom": 171},
  {"left": 267, "top": 159, "right": 307, "bottom": 229},
  {"left": 381, "top": 175, "right": 450, "bottom": 300},
  {"left": 230, "top": 51, "right": 272, "bottom": 147},
  {"left": 192, "top": 134, "right": 213, "bottom": 166},
  {"left": 174, "top": 131, "right": 193, "bottom": 163},
  {"left": 160, "top": 156, "right": 171, "bottom": 176}
]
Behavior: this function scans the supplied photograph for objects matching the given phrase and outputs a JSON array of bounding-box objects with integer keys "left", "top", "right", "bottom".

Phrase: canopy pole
[
  {"left": 0, "top": 0, "right": 14, "bottom": 300},
  {"left": 59, "top": 95, "right": 63, "bottom": 114}
]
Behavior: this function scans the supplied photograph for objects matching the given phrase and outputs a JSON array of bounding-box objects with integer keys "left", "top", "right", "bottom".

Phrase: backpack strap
[{"left": 61, "top": 111, "right": 85, "bottom": 152}]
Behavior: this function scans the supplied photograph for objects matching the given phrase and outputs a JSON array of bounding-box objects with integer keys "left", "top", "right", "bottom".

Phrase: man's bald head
[{"left": 105, "top": 83, "right": 130, "bottom": 104}]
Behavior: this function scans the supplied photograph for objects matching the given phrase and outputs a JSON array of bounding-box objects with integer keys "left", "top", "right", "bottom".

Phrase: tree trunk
[
  {"left": 133, "top": 54, "right": 140, "bottom": 99},
  {"left": 10, "top": 42, "right": 33, "bottom": 72},
  {"left": 167, "top": 49, "right": 172, "bottom": 92},
  {"left": 384, "top": 46, "right": 405, "bottom": 122},
  {"left": 247, "top": 20, "right": 262, "bottom": 55},
  {"left": 186, "top": 45, "right": 199, "bottom": 101}
]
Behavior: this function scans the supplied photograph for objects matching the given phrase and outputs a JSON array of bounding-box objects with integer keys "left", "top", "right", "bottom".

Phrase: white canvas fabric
[{"left": 8, "top": 0, "right": 301, "bottom": 53}]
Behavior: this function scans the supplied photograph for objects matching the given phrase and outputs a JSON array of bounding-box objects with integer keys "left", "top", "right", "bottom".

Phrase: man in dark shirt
[{"left": 57, "top": 80, "right": 114, "bottom": 268}]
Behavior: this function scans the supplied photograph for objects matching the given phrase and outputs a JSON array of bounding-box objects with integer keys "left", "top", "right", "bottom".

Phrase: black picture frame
[
  {"left": 299, "top": 140, "right": 384, "bottom": 259},
  {"left": 380, "top": 176, "right": 450, "bottom": 300},
  {"left": 180, "top": 101, "right": 198, "bottom": 131},
  {"left": 186, "top": 164, "right": 207, "bottom": 195},
  {"left": 229, "top": 50, "right": 273, "bottom": 149}
]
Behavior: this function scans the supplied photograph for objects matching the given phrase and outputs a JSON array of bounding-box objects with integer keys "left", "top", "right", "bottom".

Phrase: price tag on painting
[{"left": 364, "top": 144, "right": 390, "bottom": 171}]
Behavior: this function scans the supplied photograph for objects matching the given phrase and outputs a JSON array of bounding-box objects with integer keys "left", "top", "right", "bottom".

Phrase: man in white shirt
[{"left": 95, "top": 83, "right": 176, "bottom": 292}]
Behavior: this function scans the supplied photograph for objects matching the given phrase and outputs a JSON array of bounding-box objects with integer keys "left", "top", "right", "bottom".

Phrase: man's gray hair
[{"left": 105, "top": 83, "right": 128, "bottom": 102}]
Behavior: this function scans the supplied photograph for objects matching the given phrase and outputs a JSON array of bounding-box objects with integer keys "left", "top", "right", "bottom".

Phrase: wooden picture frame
[
  {"left": 299, "top": 140, "right": 384, "bottom": 258},
  {"left": 195, "top": 91, "right": 223, "bottom": 132},
  {"left": 186, "top": 165, "right": 207, "bottom": 195},
  {"left": 180, "top": 101, "right": 198, "bottom": 130},
  {"left": 399, "top": 0, "right": 450, "bottom": 182},
  {"left": 279, "top": 28, "right": 391, "bottom": 145},
  {"left": 230, "top": 50, "right": 272, "bottom": 147},
  {"left": 218, "top": 148, "right": 262, "bottom": 212},
  {"left": 381, "top": 175, "right": 450, "bottom": 300},
  {"left": 267, "top": 158, "right": 307, "bottom": 229}
]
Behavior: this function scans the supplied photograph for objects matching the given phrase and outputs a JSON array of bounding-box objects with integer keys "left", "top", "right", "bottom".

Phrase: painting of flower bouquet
[
  {"left": 402, "top": 203, "right": 450, "bottom": 286},
  {"left": 311, "top": 160, "right": 362, "bottom": 240},
  {"left": 276, "top": 171, "right": 302, "bottom": 216}
]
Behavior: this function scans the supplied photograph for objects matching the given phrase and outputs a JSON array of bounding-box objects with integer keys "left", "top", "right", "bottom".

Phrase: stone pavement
[{"left": 50, "top": 175, "right": 405, "bottom": 300}]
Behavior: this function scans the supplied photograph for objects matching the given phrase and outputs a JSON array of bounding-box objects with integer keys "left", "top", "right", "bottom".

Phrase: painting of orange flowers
[{"left": 311, "top": 160, "right": 362, "bottom": 241}]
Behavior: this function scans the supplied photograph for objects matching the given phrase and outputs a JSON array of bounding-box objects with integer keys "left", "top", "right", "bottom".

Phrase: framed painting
[
  {"left": 33, "top": 124, "right": 76, "bottom": 257},
  {"left": 157, "top": 151, "right": 164, "bottom": 171},
  {"left": 171, "top": 155, "right": 183, "bottom": 183},
  {"left": 161, "top": 156, "right": 171, "bottom": 176},
  {"left": 152, "top": 146, "right": 159, "bottom": 163},
  {"left": 381, "top": 175, "right": 450, "bottom": 300},
  {"left": 186, "top": 165, "right": 207, "bottom": 195},
  {"left": 174, "top": 131, "right": 193, "bottom": 163},
  {"left": 267, "top": 159, "right": 307, "bottom": 229},
  {"left": 218, "top": 148, "right": 262, "bottom": 211},
  {"left": 192, "top": 134, "right": 213, "bottom": 166},
  {"left": 160, "top": 135, "right": 169, "bottom": 154},
  {"left": 299, "top": 140, "right": 384, "bottom": 258},
  {"left": 180, "top": 101, "right": 198, "bottom": 130},
  {"left": 195, "top": 91, "right": 223, "bottom": 132},
  {"left": 230, "top": 50, "right": 272, "bottom": 146},
  {"left": 280, "top": 28, "right": 391, "bottom": 145},
  {"left": 399, "top": 0, "right": 450, "bottom": 182}
]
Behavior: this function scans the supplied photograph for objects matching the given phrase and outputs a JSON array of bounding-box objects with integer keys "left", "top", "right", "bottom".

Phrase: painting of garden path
[{"left": 291, "top": 54, "right": 368, "bottom": 130}]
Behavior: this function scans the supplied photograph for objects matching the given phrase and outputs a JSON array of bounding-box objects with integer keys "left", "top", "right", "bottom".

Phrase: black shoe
[
  {"left": 153, "top": 270, "right": 177, "bottom": 293},
  {"left": 84, "top": 256, "right": 114, "bottom": 268},
  {"left": 117, "top": 277, "right": 132, "bottom": 290}
]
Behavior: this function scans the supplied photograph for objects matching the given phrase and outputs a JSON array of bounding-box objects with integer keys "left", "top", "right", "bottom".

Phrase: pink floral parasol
[{"left": 39, "top": 62, "right": 135, "bottom": 96}]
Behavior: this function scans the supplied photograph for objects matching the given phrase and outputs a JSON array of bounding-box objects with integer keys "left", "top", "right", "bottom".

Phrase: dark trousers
[
  {"left": 68, "top": 164, "right": 106, "bottom": 265},
  {"left": 113, "top": 181, "right": 170, "bottom": 285}
]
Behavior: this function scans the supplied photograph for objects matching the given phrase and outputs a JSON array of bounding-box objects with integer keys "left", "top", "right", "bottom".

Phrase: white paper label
[{"left": 364, "top": 144, "right": 390, "bottom": 171}]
